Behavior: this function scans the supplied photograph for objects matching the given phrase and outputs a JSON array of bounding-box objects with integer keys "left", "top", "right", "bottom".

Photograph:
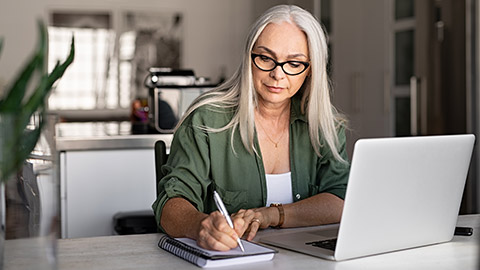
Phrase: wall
[
  {"left": 0, "top": 0, "right": 45, "bottom": 90},
  {"left": 0, "top": 0, "right": 254, "bottom": 88}
]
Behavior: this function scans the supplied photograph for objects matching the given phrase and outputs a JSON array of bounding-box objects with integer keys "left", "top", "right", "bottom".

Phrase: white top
[{"left": 265, "top": 172, "right": 293, "bottom": 206}]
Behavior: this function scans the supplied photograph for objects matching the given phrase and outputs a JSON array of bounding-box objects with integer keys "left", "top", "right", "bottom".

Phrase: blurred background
[{"left": 0, "top": 0, "right": 479, "bottom": 236}]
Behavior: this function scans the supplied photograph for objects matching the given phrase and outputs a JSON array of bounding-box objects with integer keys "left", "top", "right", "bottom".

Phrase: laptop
[{"left": 260, "top": 134, "right": 475, "bottom": 261}]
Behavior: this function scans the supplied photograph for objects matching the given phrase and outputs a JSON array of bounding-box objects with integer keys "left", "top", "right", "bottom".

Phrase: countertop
[
  {"left": 5, "top": 215, "right": 479, "bottom": 270},
  {"left": 55, "top": 122, "right": 173, "bottom": 151}
]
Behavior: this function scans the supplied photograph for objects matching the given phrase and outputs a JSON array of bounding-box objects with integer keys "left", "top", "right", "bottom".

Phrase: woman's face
[{"left": 252, "top": 21, "right": 310, "bottom": 108}]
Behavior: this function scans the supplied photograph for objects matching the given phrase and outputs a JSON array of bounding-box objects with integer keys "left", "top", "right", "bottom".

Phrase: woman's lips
[{"left": 266, "top": 85, "right": 284, "bottom": 93}]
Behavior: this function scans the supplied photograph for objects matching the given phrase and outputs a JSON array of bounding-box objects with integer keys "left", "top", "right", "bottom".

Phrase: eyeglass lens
[{"left": 252, "top": 54, "right": 308, "bottom": 75}]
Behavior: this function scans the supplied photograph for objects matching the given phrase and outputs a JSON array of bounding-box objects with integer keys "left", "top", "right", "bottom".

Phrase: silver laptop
[{"left": 260, "top": 134, "right": 475, "bottom": 261}]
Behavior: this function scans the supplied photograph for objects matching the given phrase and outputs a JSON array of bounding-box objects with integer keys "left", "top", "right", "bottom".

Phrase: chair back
[{"left": 154, "top": 140, "right": 168, "bottom": 196}]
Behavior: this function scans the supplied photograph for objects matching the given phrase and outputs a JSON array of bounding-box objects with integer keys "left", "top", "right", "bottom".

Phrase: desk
[{"left": 5, "top": 215, "right": 479, "bottom": 270}]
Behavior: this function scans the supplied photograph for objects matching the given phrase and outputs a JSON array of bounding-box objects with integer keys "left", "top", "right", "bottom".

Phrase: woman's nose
[{"left": 270, "top": 65, "right": 286, "bottom": 80}]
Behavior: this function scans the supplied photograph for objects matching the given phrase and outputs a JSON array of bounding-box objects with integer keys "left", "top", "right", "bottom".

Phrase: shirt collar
[{"left": 290, "top": 93, "right": 307, "bottom": 124}]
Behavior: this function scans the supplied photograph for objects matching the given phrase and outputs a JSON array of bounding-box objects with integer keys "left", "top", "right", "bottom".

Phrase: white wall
[
  {"left": 0, "top": 0, "right": 45, "bottom": 89},
  {"left": 0, "top": 0, "right": 254, "bottom": 88}
]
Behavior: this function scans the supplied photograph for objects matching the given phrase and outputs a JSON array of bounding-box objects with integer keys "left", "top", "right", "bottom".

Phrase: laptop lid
[{"left": 260, "top": 134, "right": 475, "bottom": 261}]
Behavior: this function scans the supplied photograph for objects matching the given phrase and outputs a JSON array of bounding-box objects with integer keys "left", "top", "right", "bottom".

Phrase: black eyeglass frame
[{"left": 251, "top": 53, "right": 310, "bottom": 76}]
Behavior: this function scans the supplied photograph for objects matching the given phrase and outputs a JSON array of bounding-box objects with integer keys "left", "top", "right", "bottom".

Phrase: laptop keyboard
[{"left": 305, "top": 238, "right": 337, "bottom": 251}]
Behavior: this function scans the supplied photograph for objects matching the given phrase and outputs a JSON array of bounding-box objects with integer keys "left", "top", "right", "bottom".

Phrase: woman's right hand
[
  {"left": 161, "top": 198, "right": 257, "bottom": 251},
  {"left": 195, "top": 211, "right": 247, "bottom": 251}
]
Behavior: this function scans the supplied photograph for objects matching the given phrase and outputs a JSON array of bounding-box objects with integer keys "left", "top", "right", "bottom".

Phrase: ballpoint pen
[{"left": 213, "top": 190, "right": 246, "bottom": 252}]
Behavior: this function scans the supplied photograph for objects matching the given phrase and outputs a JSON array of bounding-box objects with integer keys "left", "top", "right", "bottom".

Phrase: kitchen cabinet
[{"left": 57, "top": 127, "right": 172, "bottom": 238}]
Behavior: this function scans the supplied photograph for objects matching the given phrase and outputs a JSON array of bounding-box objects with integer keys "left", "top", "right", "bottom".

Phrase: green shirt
[{"left": 152, "top": 95, "right": 350, "bottom": 232}]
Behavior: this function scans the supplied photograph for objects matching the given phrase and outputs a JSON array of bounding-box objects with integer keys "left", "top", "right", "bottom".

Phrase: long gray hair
[{"left": 177, "top": 5, "right": 346, "bottom": 162}]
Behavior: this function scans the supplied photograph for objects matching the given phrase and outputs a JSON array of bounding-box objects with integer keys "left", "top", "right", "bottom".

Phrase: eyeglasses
[{"left": 251, "top": 53, "right": 310, "bottom": 76}]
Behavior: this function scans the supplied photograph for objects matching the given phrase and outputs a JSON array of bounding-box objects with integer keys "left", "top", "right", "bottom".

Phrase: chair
[
  {"left": 112, "top": 140, "right": 168, "bottom": 235},
  {"left": 154, "top": 140, "right": 168, "bottom": 196}
]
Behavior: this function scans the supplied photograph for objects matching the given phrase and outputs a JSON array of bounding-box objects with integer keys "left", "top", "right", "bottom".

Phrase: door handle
[
  {"left": 410, "top": 76, "right": 420, "bottom": 136},
  {"left": 410, "top": 76, "right": 427, "bottom": 136}
]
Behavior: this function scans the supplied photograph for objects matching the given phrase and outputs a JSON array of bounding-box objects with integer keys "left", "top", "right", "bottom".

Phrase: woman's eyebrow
[
  {"left": 255, "top": 46, "right": 308, "bottom": 60},
  {"left": 255, "top": 46, "right": 276, "bottom": 56}
]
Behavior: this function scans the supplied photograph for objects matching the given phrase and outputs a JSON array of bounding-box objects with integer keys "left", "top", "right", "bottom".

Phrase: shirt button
[{"left": 295, "top": 194, "right": 301, "bottom": 200}]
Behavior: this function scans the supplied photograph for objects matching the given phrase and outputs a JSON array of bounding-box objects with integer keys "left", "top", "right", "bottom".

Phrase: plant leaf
[
  {"left": 18, "top": 73, "right": 49, "bottom": 129},
  {"left": 0, "top": 55, "right": 42, "bottom": 112},
  {"left": 0, "top": 21, "right": 74, "bottom": 183},
  {"left": 22, "top": 35, "right": 74, "bottom": 123},
  {"left": 0, "top": 112, "right": 44, "bottom": 182},
  {"left": 0, "top": 21, "right": 47, "bottom": 112},
  {"left": 7, "top": 123, "right": 43, "bottom": 182}
]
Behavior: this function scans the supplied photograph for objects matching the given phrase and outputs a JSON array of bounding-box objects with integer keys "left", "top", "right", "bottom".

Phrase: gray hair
[{"left": 177, "top": 5, "right": 346, "bottom": 162}]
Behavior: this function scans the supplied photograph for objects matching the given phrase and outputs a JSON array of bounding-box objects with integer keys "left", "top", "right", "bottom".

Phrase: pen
[{"left": 213, "top": 190, "right": 245, "bottom": 252}]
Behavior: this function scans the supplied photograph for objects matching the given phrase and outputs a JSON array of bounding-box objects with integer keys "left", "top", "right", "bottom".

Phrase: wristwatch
[{"left": 270, "top": 203, "right": 284, "bottom": 228}]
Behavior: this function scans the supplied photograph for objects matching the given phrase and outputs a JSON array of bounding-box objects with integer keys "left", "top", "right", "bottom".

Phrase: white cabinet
[
  {"left": 60, "top": 148, "right": 157, "bottom": 238},
  {"left": 331, "top": 0, "right": 390, "bottom": 156}
]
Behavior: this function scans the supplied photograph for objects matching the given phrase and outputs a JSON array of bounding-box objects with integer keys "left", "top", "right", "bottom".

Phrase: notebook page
[{"left": 175, "top": 237, "right": 275, "bottom": 258}]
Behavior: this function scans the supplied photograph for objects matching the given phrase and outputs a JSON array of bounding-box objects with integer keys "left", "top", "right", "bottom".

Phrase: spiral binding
[{"left": 158, "top": 235, "right": 209, "bottom": 266}]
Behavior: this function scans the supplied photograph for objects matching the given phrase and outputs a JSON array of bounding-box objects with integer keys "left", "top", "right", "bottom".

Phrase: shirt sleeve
[
  {"left": 316, "top": 125, "right": 350, "bottom": 200},
  {"left": 151, "top": 111, "right": 212, "bottom": 233}
]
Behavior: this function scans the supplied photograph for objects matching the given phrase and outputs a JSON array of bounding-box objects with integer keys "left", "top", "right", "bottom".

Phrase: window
[
  {"left": 48, "top": 13, "right": 126, "bottom": 112},
  {"left": 47, "top": 11, "right": 183, "bottom": 120}
]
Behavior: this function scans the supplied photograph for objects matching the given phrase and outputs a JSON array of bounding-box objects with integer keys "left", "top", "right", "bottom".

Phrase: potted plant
[
  {"left": 0, "top": 21, "right": 74, "bottom": 182},
  {"left": 0, "top": 21, "right": 74, "bottom": 269}
]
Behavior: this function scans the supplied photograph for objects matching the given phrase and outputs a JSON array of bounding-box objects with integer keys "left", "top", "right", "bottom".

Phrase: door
[
  {"left": 391, "top": 0, "right": 467, "bottom": 137},
  {"left": 392, "top": 0, "right": 471, "bottom": 213},
  {"left": 390, "top": 0, "right": 415, "bottom": 136}
]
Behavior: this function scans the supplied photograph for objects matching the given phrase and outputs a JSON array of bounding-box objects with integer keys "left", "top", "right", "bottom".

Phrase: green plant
[{"left": 0, "top": 21, "right": 75, "bottom": 182}]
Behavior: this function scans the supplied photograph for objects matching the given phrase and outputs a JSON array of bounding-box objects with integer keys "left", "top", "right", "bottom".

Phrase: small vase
[{"left": 1, "top": 114, "right": 59, "bottom": 270}]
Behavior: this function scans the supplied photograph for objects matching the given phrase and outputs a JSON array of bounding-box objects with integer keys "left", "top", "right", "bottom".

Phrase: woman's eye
[
  {"left": 259, "top": 55, "right": 272, "bottom": 62},
  {"left": 288, "top": 62, "right": 301, "bottom": 68}
]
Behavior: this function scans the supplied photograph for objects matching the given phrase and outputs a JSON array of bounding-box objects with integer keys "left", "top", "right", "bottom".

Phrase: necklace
[{"left": 256, "top": 119, "right": 287, "bottom": 148}]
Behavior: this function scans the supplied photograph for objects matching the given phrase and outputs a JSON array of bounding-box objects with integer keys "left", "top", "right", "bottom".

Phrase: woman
[{"left": 152, "top": 5, "right": 349, "bottom": 251}]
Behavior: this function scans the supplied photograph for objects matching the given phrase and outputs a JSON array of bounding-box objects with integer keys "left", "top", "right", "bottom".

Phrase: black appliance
[{"left": 145, "top": 68, "right": 214, "bottom": 133}]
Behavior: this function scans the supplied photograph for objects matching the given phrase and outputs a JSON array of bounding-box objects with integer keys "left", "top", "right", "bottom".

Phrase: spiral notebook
[{"left": 158, "top": 235, "right": 277, "bottom": 268}]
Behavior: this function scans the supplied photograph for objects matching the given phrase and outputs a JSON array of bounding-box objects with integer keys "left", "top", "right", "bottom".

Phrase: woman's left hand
[{"left": 231, "top": 207, "right": 276, "bottom": 241}]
